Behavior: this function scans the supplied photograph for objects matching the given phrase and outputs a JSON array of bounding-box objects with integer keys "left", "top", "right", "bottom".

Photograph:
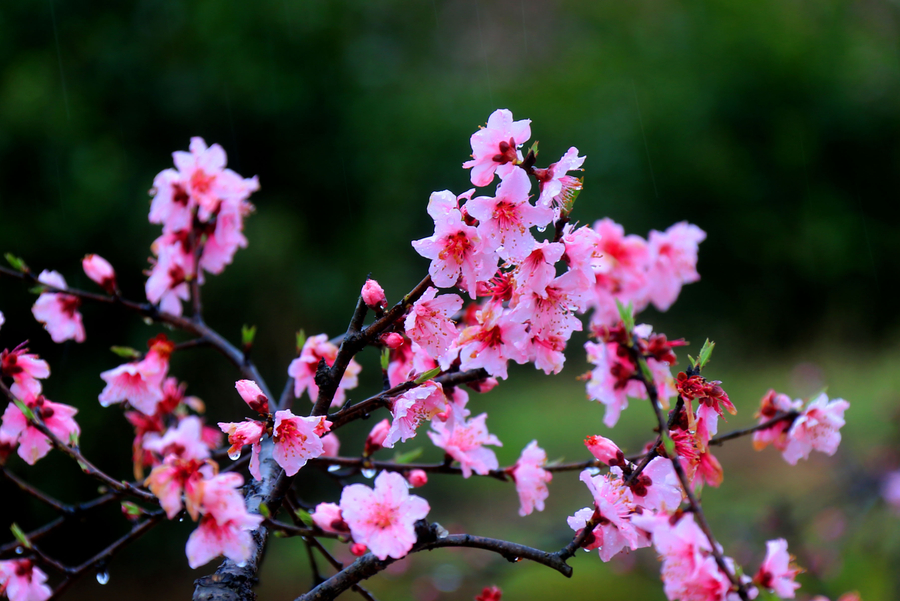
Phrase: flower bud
[
  {"left": 321, "top": 432, "right": 340, "bottom": 457},
  {"left": 407, "top": 469, "right": 428, "bottom": 488},
  {"left": 361, "top": 279, "right": 387, "bottom": 310},
  {"left": 585, "top": 435, "right": 625, "bottom": 467},
  {"left": 364, "top": 419, "right": 391, "bottom": 456},
  {"left": 82, "top": 254, "right": 117, "bottom": 293},
  {"left": 350, "top": 543, "right": 368, "bottom": 557},
  {"left": 235, "top": 379, "right": 270, "bottom": 414},
  {"left": 311, "top": 502, "right": 350, "bottom": 534},
  {"left": 382, "top": 332, "right": 404, "bottom": 349}
]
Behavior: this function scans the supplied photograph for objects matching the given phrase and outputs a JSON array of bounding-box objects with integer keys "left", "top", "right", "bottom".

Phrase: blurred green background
[{"left": 1, "top": 0, "right": 899, "bottom": 599}]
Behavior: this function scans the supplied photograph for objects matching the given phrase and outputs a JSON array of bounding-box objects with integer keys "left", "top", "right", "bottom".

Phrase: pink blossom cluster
[
  {"left": 31, "top": 271, "right": 85, "bottom": 344},
  {"left": 146, "top": 137, "right": 259, "bottom": 316},
  {"left": 0, "top": 340, "right": 79, "bottom": 466},
  {"left": 218, "top": 379, "right": 335, "bottom": 480},
  {"left": 752, "top": 390, "right": 849, "bottom": 465}
]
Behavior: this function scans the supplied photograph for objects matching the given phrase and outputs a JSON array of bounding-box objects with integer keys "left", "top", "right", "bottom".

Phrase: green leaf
[
  {"left": 295, "top": 329, "right": 306, "bottom": 354},
  {"left": 258, "top": 502, "right": 271, "bottom": 518},
  {"left": 392, "top": 447, "right": 424, "bottom": 464},
  {"left": 10, "top": 523, "right": 31, "bottom": 549},
  {"left": 697, "top": 339, "right": 715, "bottom": 369},
  {"left": 68, "top": 430, "right": 80, "bottom": 447},
  {"left": 380, "top": 347, "right": 390, "bottom": 371},
  {"left": 13, "top": 400, "right": 35, "bottom": 422},
  {"left": 414, "top": 367, "right": 441, "bottom": 384},
  {"left": 110, "top": 346, "right": 142, "bottom": 359},
  {"left": 615, "top": 299, "right": 635, "bottom": 331},
  {"left": 661, "top": 432, "right": 677, "bottom": 458},
  {"left": 295, "top": 507, "right": 314, "bottom": 528},
  {"left": 242, "top": 324, "right": 257, "bottom": 347},
  {"left": 121, "top": 501, "right": 143, "bottom": 517},
  {"left": 77, "top": 459, "right": 90, "bottom": 473},
  {"left": 528, "top": 140, "right": 539, "bottom": 158},
  {"left": 5, "top": 253, "right": 28, "bottom": 272}
]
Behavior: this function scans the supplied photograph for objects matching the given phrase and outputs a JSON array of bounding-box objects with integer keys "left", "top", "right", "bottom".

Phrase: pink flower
[
  {"left": 412, "top": 190, "right": 497, "bottom": 299},
  {"left": 186, "top": 472, "right": 263, "bottom": 568},
  {"left": 512, "top": 241, "right": 565, "bottom": 297},
  {"left": 145, "top": 457, "right": 207, "bottom": 520},
  {"left": 0, "top": 311, "right": 3, "bottom": 331},
  {"left": 475, "top": 586, "right": 503, "bottom": 601},
  {"left": 751, "top": 390, "right": 803, "bottom": 452},
  {"left": 31, "top": 270, "right": 85, "bottom": 343},
  {"left": 407, "top": 469, "right": 428, "bottom": 488},
  {"left": 384, "top": 381, "right": 447, "bottom": 448},
  {"left": 143, "top": 416, "right": 211, "bottom": 462},
  {"left": 584, "top": 435, "right": 625, "bottom": 466},
  {"left": 404, "top": 287, "right": 462, "bottom": 369},
  {"left": 584, "top": 219, "right": 651, "bottom": 327},
  {"left": 234, "top": 379, "right": 270, "bottom": 415},
  {"left": 0, "top": 560, "right": 51, "bottom": 601},
  {"left": 584, "top": 340, "right": 631, "bottom": 427},
  {"left": 645, "top": 222, "right": 706, "bottom": 312},
  {"left": 361, "top": 279, "right": 387, "bottom": 310},
  {"left": 635, "top": 457, "right": 683, "bottom": 513},
  {"left": 218, "top": 420, "right": 265, "bottom": 461},
  {"left": 535, "top": 147, "right": 586, "bottom": 215},
  {"left": 462, "top": 109, "right": 531, "bottom": 187},
  {"left": 561, "top": 224, "right": 604, "bottom": 286},
  {"left": 454, "top": 301, "right": 528, "bottom": 380},
  {"left": 311, "top": 502, "right": 349, "bottom": 534},
  {"left": 340, "top": 471, "right": 430, "bottom": 560},
  {"left": 428, "top": 413, "right": 502, "bottom": 478},
  {"left": 510, "top": 440, "right": 552, "bottom": 516},
  {"left": 145, "top": 232, "right": 194, "bottom": 317},
  {"left": 287, "top": 334, "right": 361, "bottom": 407},
  {"left": 272, "top": 410, "right": 332, "bottom": 477},
  {"left": 171, "top": 138, "right": 239, "bottom": 219},
  {"left": 82, "top": 254, "right": 116, "bottom": 293},
  {"left": 98, "top": 335, "right": 174, "bottom": 415},
  {"left": 149, "top": 169, "right": 194, "bottom": 233},
  {"left": 0, "top": 394, "right": 80, "bottom": 466},
  {"left": 568, "top": 469, "right": 649, "bottom": 561},
  {"left": 321, "top": 432, "right": 340, "bottom": 457},
  {"left": 754, "top": 539, "right": 801, "bottom": 598},
  {"left": 198, "top": 200, "right": 253, "bottom": 275},
  {"left": 467, "top": 168, "right": 553, "bottom": 263},
  {"left": 1, "top": 344, "right": 50, "bottom": 399},
  {"left": 781, "top": 393, "right": 849, "bottom": 465},
  {"left": 364, "top": 418, "right": 391, "bottom": 456}
]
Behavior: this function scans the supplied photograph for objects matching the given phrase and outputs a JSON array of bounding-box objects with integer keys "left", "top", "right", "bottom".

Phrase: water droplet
[
  {"left": 512, "top": 557, "right": 521, "bottom": 563},
  {"left": 434, "top": 524, "right": 449, "bottom": 539},
  {"left": 14, "top": 547, "right": 23, "bottom": 555},
  {"left": 537, "top": 225, "right": 547, "bottom": 233},
  {"left": 361, "top": 468, "right": 376, "bottom": 479},
  {"left": 587, "top": 467, "right": 601, "bottom": 476},
  {"left": 236, "top": 561, "right": 247, "bottom": 568},
  {"left": 228, "top": 448, "right": 241, "bottom": 461},
  {"left": 96, "top": 571, "right": 109, "bottom": 585},
  {"left": 178, "top": 516, "right": 185, "bottom": 523},
  {"left": 327, "top": 465, "right": 341, "bottom": 473}
]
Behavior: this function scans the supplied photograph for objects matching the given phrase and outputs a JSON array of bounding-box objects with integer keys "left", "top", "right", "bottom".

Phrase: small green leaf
[
  {"left": 295, "top": 508, "right": 314, "bottom": 528},
  {"left": 28, "top": 286, "right": 45, "bottom": 295},
  {"left": 110, "top": 346, "right": 142, "bottom": 359},
  {"left": 661, "top": 432, "right": 677, "bottom": 458},
  {"left": 273, "top": 530, "right": 286, "bottom": 538},
  {"left": 242, "top": 325, "right": 257, "bottom": 347},
  {"left": 259, "top": 502, "right": 271, "bottom": 518},
  {"left": 5, "top": 253, "right": 28, "bottom": 272},
  {"left": 414, "top": 367, "right": 441, "bottom": 384},
  {"left": 696, "top": 339, "right": 715, "bottom": 369},
  {"left": 528, "top": 140, "right": 539, "bottom": 158},
  {"left": 392, "top": 447, "right": 424, "bottom": 464},
  {"left": 68, "top": 431, "right": 79, "bottom": 447},
  {"left": 638, "top": 357, "right": 654, "bottom": 383},
  {"left": 295, "top": 330, "right": 306, "bottom": 354},
  {"left": 10, "top": 523, "right": 31, "bottom": 549},
  {"left": 121, "top": 501, "right": 143, "bottom": 517},
  {"left": 13, "top": 400, "right": 35, "bottom": 422},
  {"left": 615, "top": 299, "right": 635, "bottom": 331},
  {"left": 545, "top": 456, "right": 567, "bottom": 468},
  {"left": 380, "top": 347, "right": 390, "bottom": 371},
  {"left": 77, "top": 459, "right": 90, "bottom": 473}
]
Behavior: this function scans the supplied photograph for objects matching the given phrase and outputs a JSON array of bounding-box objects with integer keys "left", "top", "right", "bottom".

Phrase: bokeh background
[{"left": 1, "top": 0, "right": 900, "bottom": 599}]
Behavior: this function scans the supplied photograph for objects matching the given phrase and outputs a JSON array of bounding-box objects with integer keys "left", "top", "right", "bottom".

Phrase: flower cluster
[
  {"left": 147, "top": 137, "right": 259, "bottom": 316},
  {"left": 288, "top": 334, "right": 361, "bottom": 408},
  {"left": 0, "top": 560, "right": 51, "bottom": 601},
  {"left": 752, "top": 391, "right": 849, "bottom": 465}
]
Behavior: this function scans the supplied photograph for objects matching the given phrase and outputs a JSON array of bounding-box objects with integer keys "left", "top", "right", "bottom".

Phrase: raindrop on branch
[
  {"left": 361, "top": 468, "right": 376, "bottom": 479},
  {"left": 228, "top": 448, "right": 242, "bottom": 461},
  {"left": 96, "top": 571, "right": 109, "bottom": 585},
  {"left": 327, "top": 465, "right": 341, "bottom": 473}
]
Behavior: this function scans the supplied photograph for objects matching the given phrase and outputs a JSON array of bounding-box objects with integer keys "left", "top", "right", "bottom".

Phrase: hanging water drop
[
  {"left": 14, "top": 547, "right": 23, "bottom": 555},
  {"left": 433, "top": 523, "right": 449, "bottom": 539},
  {"left": 96, "top": 571, "right": 109, "bottom": 585},
  {"left": 537, "top": 225, "right": 547, "bottom": 233},
  {"left": 361, "top": 468, "right": 377, "bottom": 479},
  {"left": 236, "top": 561, "right": 247, "bottom": 568},
  {"left": 327, "top": 465, "right": 341, "bottom": 473},
  {"left": 179, "top": 516, "right": 185, "bottom": 523},
  {"left": 587, "top": 466, "right": 601, "bottom": 476},
  {"left": 228, "top": 448, "right": 241, "bottom": 461}
]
